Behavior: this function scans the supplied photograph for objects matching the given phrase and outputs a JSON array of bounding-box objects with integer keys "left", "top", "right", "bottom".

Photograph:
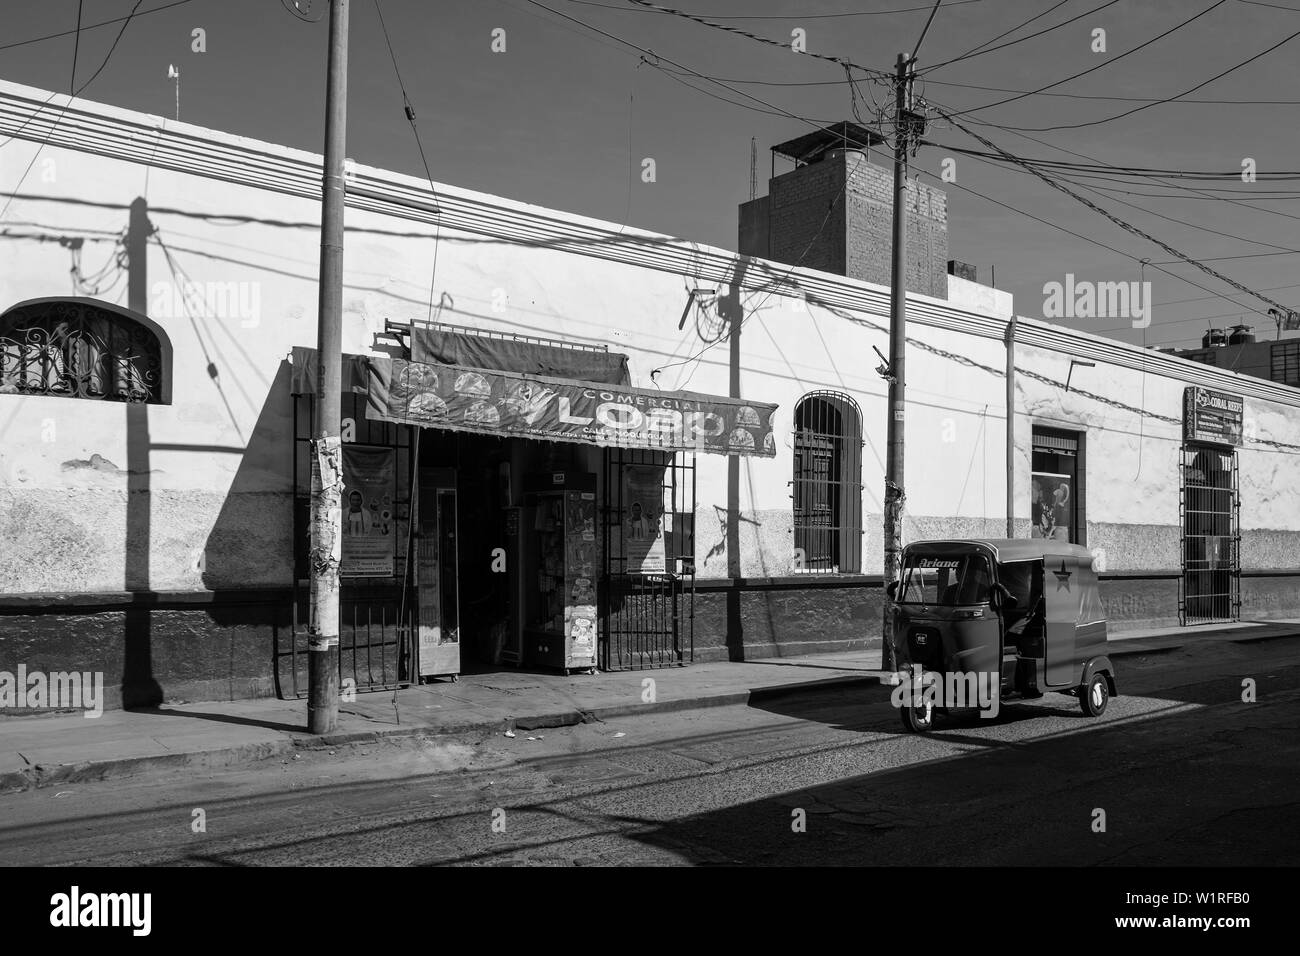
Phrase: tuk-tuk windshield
[{"left": 898, "top": 553, "right": 993, "bottom": 606}]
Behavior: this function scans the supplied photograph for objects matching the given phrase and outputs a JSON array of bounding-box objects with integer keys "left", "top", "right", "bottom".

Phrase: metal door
[
  {"left": 601, "top": 448, "right": 696, "bottom": 670},
  {"left": 1041, "top": 556, "right": 1079, "bottom": 687},
  {"left": 1179, "top": 444, "right": 1240, "bottom": 625}
]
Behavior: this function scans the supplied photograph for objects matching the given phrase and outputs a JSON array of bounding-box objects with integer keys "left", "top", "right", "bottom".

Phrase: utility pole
[
  {"left": 308, "top": 0, "right": 349, "bottom": 735},
  {"left": 1005, "top": 315, "right": 1017, "bottom": 537},
  {"left": 881, "top": 52, "right": 922, "bottom": 672}
]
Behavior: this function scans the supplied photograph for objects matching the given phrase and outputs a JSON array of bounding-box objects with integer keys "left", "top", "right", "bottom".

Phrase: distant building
[
  {"left": 738, "top": 122, "right": 949, "bottom": 299},
  {"left": 1172, "top": 324, "right": 1300, "bottom": 388}
]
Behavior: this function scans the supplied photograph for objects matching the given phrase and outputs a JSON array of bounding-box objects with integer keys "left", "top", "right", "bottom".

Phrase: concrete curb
[
  {"left": 1108, "top": 627, "right": 1300, "bottom": 657},
  {"left": 0, "top": 673, "right": 886, "bottom": 794}
]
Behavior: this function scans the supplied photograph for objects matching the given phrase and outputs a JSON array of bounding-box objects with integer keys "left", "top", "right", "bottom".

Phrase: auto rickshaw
[{"left": 886, "top": 539, "right": 1118, "bottom": 733}]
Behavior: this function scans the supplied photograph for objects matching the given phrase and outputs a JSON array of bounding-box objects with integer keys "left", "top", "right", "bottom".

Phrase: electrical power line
[
  {"left": 920, "top": 143, "right": 1300, "bottom": 180},
  {"left": 920, "top": 0, "right": 1125, "bottom": 73},
  {"left": 952, "top": 108, "right": 1300, "bottom": 240},
  {"left": 998, "top": 20, "right": 1300, "bottom": 132},
  {"left": 524, "top": 0, "right": 1296, "bottom": 338},
  {"left": 932, "top": 107, "right": 1291, "bottom": 315},
  {"left": 372, "top": 0, "right": 444, "bottom": 323},
  {"left": 519, "top": 0, "right": 890, "bottom": 143},
  {"left": 565, "top": 0, "right": 990, "bottom": 18},
  {"left": 939, "top": 0, "right": 1231, "bottom": 118},
  {"left": 549, "top": 0, "right": 1292, "bottom": 332},
  {"left": 0, "top": 0, "right": 197, "bottom": 53},
  {"left": 929, "top": 137, "right": 1300, "bottom": 328},
  {"left": 620, "top": 0, "right": 889, "bottom": 78},
  {"left": 1236, "top": 0, "right": 1300, "bottom": 11},
  {"left": 1, "top": 0, "right": 148, "bottom": 222},
  {"left": 69, "top": 1, "right": 83, "bottom": 94},
  {"left": 928, "top": 0, "right": 1074, "bottom": 70},
  {"left": 638, "top": 64, "right": 1300, "bottom": 107},
  {"left": 966, "top": 149, "right": 1300, "bottom": 257}
]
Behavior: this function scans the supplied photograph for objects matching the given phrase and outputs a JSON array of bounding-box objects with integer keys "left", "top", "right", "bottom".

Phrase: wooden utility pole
[
  {"left": 881, "top": 52, "right": 918, "bottom": 672},
  {"left": 308, "top": 0, "right": 349, "bottom": 734}
]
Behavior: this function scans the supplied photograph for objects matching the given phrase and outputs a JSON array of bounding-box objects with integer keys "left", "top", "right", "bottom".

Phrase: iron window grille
[
  {"left": 0, "top": 298, "right": 165, "bottom": 404},
  {"left": 1271, "top": 341, "right": 1300, "bottom": 387},
  {"left": 792, "top": 390, "right": 863, "bottom": 573}
]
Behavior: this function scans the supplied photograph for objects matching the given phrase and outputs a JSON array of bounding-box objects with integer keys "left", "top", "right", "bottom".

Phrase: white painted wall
[{"left": 2, "top": 81, "right": 1299, "bottom": 593}]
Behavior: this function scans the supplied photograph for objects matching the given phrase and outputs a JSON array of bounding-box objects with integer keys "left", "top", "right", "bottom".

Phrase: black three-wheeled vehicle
[{"left": 887, "top": 539, "right": 1119, "bottom": 733}]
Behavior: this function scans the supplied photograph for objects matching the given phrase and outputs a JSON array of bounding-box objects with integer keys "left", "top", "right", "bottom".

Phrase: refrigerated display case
[{"left": 524, "top": 471, "right": 598, "bottom": 674}]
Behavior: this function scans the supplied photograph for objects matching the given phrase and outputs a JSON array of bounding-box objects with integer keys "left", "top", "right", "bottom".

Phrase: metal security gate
[
  {"left": 601, "top": 449, "right": 696, "bottom": 670},
  {"left": 1179, "top": 443, "right": 1240, "bottom": 625},
  {"left": 283, "top": 389, "right": 416, "bottom": 698},
  {"left": 792, "top": 391, "right": 863, "bottom": 572}
]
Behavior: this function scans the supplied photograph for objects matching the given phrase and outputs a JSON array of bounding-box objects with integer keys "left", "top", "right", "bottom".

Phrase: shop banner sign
[
  {"left": 341, "top": 446, "right": 396, "bottom": 577},
  {"left": 366, "top": 357, "right": 778, "bottom": 458},
  {"left": 1184, "top": 387, "right": 1243, "bottom": 447}
]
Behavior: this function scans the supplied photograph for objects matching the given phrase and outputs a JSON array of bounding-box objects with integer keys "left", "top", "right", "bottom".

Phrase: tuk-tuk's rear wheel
[
  {"left": 900, "top": 701, "right": 935, "bottom": 733},
  {"left": 1080, "top": 672, "right": 1110, "bottom": 717}
]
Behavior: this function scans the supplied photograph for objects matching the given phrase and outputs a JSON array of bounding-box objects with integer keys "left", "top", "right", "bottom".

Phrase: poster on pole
[{"left": 341, "top": 446, "right": 396, "bottom": 577}]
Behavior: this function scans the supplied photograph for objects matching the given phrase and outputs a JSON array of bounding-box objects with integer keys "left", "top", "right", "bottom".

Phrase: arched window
[
  {"left": 793, "top": 390, "right": 863, "bottom": 573},
  {"left": 0, "top": 297, "right": 170, "bottom": 404}
]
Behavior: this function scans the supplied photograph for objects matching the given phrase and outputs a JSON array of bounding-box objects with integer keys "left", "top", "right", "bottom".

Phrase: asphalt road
[{"left": 1, "top": 637, "right": 1296, "bottom": 866}]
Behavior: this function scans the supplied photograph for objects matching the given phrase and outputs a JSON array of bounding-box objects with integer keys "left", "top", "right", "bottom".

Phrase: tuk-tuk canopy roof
[{"left": 904, "top": 539, "right": 1096, "bottom": 565}]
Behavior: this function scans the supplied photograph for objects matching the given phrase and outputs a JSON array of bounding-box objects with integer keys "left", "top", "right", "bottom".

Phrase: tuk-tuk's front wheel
[
  {"left": 1080, "top": 673, "right": 1110, "bottom": 717},
  {"left": 900, "top": 700, "right": 936, "bottom": 733}
]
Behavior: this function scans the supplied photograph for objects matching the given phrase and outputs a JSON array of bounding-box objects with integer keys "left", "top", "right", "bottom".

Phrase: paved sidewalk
[{"left": 2, "top": 620, "right": 1296, "bottom": 792}]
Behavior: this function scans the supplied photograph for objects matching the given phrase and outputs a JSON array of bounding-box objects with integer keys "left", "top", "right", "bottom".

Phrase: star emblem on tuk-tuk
[{"left": 1053, "top": 560, "right": 1072, "bottom": 590}]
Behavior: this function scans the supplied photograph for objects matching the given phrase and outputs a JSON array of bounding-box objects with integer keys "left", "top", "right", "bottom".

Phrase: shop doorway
[
  {"left": 602, "top": 448, "right": 697, "bottom": 670},
  {"left": 417, "top": 430, "right": 513, "bottom": 672}
]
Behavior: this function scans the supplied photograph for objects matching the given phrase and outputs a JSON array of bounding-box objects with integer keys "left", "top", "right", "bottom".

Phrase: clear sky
[{"left": 4, "top": 0, "right": 1300, "bottom": 349}]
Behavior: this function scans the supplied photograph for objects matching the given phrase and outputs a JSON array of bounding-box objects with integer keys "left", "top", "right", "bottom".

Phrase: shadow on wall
[
  {"left": 184, "top": 358, "right": 296, "bottom": 701},
  {"left": 201, "top": 359, "right": 294, "bottom": 589}
]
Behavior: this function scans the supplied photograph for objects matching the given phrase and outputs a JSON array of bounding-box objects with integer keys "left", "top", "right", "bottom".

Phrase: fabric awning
[
  {"left": 411, "top": 326, "right": 631, "bottom": 386},
  {"left": 365, "top": 355, "right": 777, "bottom": 458},
  {"left": 288, "top": 345, "right": 371, "bottom": 395}
]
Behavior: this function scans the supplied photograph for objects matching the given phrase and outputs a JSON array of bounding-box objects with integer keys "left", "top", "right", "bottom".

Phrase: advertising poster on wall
[
  {"left": 565, "top": 491, "right": 598, "bottom": 663},
  {"left": 622, "top": 465, "right": 668, "bottom": 573},
  {"left": 1031, "top": 472, "right": 1072, "bottom": 542},
  {"left": 341, "top": 445, "right": 396, "bottom": 577}
]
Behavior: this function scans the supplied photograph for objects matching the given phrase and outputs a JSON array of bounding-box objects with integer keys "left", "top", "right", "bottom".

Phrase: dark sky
[{"left": 5, "top": 0, "right": 1300, "bottom": 348}]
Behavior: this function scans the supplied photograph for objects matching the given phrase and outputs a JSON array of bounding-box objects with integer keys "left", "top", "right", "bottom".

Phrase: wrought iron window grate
[
  {"left": 792, "top": 390, "right": 863, "bottom": 573},
  {"left": 0, "top": 300, "right": 162, "bottom": 403}
]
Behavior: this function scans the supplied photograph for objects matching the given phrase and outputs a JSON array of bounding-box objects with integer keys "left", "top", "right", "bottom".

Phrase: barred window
[
  {"left": 1272, "top": 341, "right": 1300, "bottom": 387},
  {"left": 0, "top": 298, "right": 169, "bottom": 404},
  {"left": 792, "top": 391, "right": 863, "bottom": 573}
]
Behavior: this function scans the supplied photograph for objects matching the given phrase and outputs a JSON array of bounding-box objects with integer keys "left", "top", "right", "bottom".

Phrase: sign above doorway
[{"left": 365, "top": 356, "right": 777, "bottom": 458}]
